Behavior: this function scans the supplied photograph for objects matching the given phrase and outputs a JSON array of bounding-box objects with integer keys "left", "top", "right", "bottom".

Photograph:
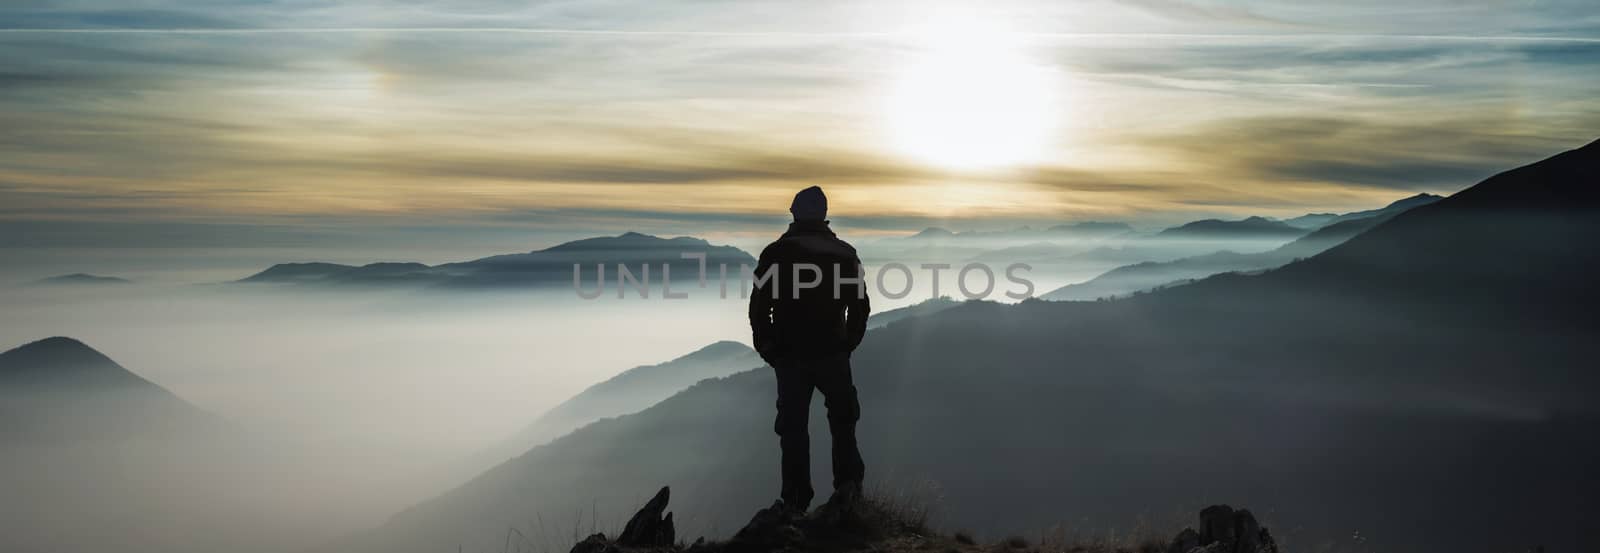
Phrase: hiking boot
[
  {"left": 775, "top": 498, "right": 808, "bottom": 517},
  {"left": 824, "top": 481, "right": 862, "bottom": 510}
]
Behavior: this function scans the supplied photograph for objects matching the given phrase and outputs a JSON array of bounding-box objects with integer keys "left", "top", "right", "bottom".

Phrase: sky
[{"left": 2, "top": 0, "right": 1599, "bottom": 252}]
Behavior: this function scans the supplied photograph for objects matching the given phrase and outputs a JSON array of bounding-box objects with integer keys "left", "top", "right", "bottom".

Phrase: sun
[{"left": 885, "top": 19, "right": 1061, "bottom": 171}]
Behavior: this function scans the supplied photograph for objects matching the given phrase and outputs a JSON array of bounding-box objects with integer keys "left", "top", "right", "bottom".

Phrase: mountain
[
  {"left": 0, "top": 337, "right": 201, "bottom": 442},
  {"left": 1041, "top": 250, "right": 1268, "bottom": 301},
  {"left": 1282, "top": 211, "right": 1339, "bottom": 229},
  {"left": 496, "top": 341, "right": 761, "bottom": 459},
  {"left": 344, "top": 139, "right": 1600, "bottom": 553},
  {"left": 1284, "top": 192, "right": 1443, "bottom": 229},
  {"left": 1154, "top": 215, "right": 1306, "bottom": 239},
  {"left": 1042, "top": 193, "right": 1442, "bottom": 300},
  {"left": 0, "top": 338, "right": 347, "bottom": 553},
  {"left": 240, "top": 262, "right": 359, "bottom": 283},
  {"left": 238, "top": 232, "right": 754, "bottom": 289},
  {"left": 866, "top": 296, "right": 961, "bottom": 329},
  {"left": 438, "top": 232, "right": 753, "bottom": 289},
  {"left": 240, "top": 261, "right": 436, "bottom": 284},
  {"left": 28, "top": 273, "right": 132, "bottom": 286}
]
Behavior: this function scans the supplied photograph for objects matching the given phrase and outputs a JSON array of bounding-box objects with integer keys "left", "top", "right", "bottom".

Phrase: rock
[
  {"left": 1255, "top": 527, "right": 1279, "bottom": 553},
  {"left": 1198, "top": 505, "right": 1237, "bottom": 545},
  {"left": 730, "top": 500, "right": 805, "bottom": 550},
  {"left": 1232, "top": 509, "right": 1262, "bottom": 552},
  {"left": 572, "top": 533, "right": 619, "bottom": 553},
  {"left": 1171, "top": 505, "right": 1279, "bottom": 553},
  {"left": 617, "top": 487, "right": 676, "bottom": 547},
  {"left": 1167, "top": 528, "right": 1200, "bottom": 553}
]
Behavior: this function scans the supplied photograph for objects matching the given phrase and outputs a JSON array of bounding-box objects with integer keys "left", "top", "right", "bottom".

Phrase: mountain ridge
[
  {"left": 237, "top": 232, "right": 755, "bottom": 289},
  {"left": 1042, "top": 192, "right": 1442, "bottom": 300}
]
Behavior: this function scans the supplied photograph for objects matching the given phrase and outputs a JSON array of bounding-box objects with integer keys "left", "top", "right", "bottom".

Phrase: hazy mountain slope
[
  {"left": 1282, "top": 193, "right": 1442, "bottom": 229},
  {"left": 237, "top": 232, "right": 754, "bottom": 289},
  {"left": 498, "top": 341, "right": 761, "bottom": 458},
  {"left": 0, "top": 337, "right": 202, "bottom": 442},
  {"left": 1186, "top": 138, "right": 1599, "bottom": 333},
  {"left": 2, "top": 338, "right": 236, "bottom": 553},
  {"left": 1040, "top": 249, "right": 1269, "bottom": 301},
  {"left": 866, "top": 297, "right": 961, "bottom": 329},
  {"left": 1042, "top": 193, "right": 1441, "bottom": 301},
  {"left": 346, "top": 139, "right": 1600, "bottom": 553},
  {"left": 1317, "top": 192, "right": 1443, "bottom": 228}
]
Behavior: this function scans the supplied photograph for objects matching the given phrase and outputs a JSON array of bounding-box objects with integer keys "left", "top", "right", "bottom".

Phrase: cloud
[
  {"left": 0, "top": 0, "right": 1597, "bottom": 238},
  {"left": 1148, "top": 114, "right": 1600, "bottom": 191}
]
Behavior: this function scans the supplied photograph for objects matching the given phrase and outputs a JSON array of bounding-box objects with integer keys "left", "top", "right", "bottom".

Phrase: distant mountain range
[
  {"left": 1154, "top": 215, "right": 1306, "bottom": 239},
  {"left": 340, "top": 139, "right": 1600, "bottom": 553},
  {"left": 1043, "top": 193, "right": 1442, "bottom": 300},
  {"left": 909, "top": 197, "right": 1434, "bottom": 272},
  {"left": 238, "top": 232, "right": 754, "bottom": 289},
  {"left": 28, "top": 273, "right": 132, "bottom": 286}
]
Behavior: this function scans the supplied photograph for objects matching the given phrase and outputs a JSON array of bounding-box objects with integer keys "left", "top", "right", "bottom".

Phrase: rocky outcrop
[
  {"left": 618, "top": 487, "right": 676, "bottom": 547},
  {"left": 573, "top": 486, "right": 1260, "bottom": 553},
  {"left": 568, "top": 486, "right": 920, "bottom": 553},
  {"left": 1166, "top": 505, "right": 1278, "bottom": 553},
  {"left": 571, "top": 487, "right": 677, "bottom": 553}
]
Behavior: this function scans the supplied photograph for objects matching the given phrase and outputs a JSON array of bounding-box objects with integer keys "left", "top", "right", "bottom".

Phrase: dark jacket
[{"left": 748, "top": 221, "right": 870, "bottom": 364}]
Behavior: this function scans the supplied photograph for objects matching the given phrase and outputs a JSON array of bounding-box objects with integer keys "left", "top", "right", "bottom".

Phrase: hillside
[
  {"left": 344, "top": 139, "right": 1600, "bottom": 553},
  {"left": 0, "top": 337, "right": 202, "bottom": 441},
  {"left": 866, "top": 297, "right": 961, "bottom": 329},
  {"left": 1042, "top": 193, "right": 1440, "bottom": 300},
  {"left": 1282, "top": 193, "right": 1441, "bottom": 229},
  {"left": 496, "top": 341, "right": 761, "bottom": 459},
  {"left": 237, "top": 232, "right": 754, "bottom": 289}
]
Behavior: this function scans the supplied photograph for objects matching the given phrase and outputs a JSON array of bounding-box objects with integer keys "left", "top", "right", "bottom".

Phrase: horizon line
[{"left": 2, "top": 27, "right": 1598, "bottom": 44}]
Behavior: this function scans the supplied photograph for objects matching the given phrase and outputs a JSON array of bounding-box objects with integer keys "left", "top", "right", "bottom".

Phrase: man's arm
[
  {"left": 843, "top": 254, "right": 870, "bottom": 352},
  {"left": 748, "top": 251, "right": 777, "bottom": 362}
]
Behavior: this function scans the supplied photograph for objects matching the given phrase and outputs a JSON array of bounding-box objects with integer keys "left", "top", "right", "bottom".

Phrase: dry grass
[{"left": 481, "top": 483, "right": 1174, "bottom": 553}]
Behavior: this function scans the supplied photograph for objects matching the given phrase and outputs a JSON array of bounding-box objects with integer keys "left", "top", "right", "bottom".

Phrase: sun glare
[{"left": 885, "top": 19, "right": 1061, "bottom": 171}]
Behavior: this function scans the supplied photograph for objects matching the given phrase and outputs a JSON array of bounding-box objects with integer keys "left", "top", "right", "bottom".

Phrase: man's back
[{"left": 748, "top": 219, "right": 869, "bottom": 363}]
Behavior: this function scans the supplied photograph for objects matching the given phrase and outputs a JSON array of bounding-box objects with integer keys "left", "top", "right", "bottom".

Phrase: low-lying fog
[
  {"left": 0, "top": 229, "right": 1309, "bottom": 553},
  {"left": 1, "top": 279, "right": 755, "bottom": 552}
]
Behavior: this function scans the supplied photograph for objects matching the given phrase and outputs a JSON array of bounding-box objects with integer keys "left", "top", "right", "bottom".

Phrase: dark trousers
[{"left": 773, "top": 353, "right": 864, "bottom": 509}]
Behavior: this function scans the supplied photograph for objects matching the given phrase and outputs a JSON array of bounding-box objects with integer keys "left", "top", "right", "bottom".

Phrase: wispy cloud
[{"left": 1, "top": 0, "right": 1597, "bottom": 244}]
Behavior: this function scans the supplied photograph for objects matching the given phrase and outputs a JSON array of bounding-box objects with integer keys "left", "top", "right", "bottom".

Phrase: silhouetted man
[{"left": 749, "top": 185, "right": 869, "bottom": 513}]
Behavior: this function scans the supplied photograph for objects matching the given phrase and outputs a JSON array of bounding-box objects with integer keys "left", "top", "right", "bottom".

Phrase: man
[{"left": 749, "top": 185, "right": 870, "bottom": 513}]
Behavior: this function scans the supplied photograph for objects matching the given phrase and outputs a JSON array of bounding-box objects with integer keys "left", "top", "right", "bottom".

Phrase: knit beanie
[{"left": 789, "top": 186, "right": 828, "bottom": 221}]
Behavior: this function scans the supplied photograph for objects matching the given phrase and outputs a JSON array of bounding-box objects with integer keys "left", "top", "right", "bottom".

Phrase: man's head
[{"left": 790, "top": 186, "right": 828, "bottom": 222}]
